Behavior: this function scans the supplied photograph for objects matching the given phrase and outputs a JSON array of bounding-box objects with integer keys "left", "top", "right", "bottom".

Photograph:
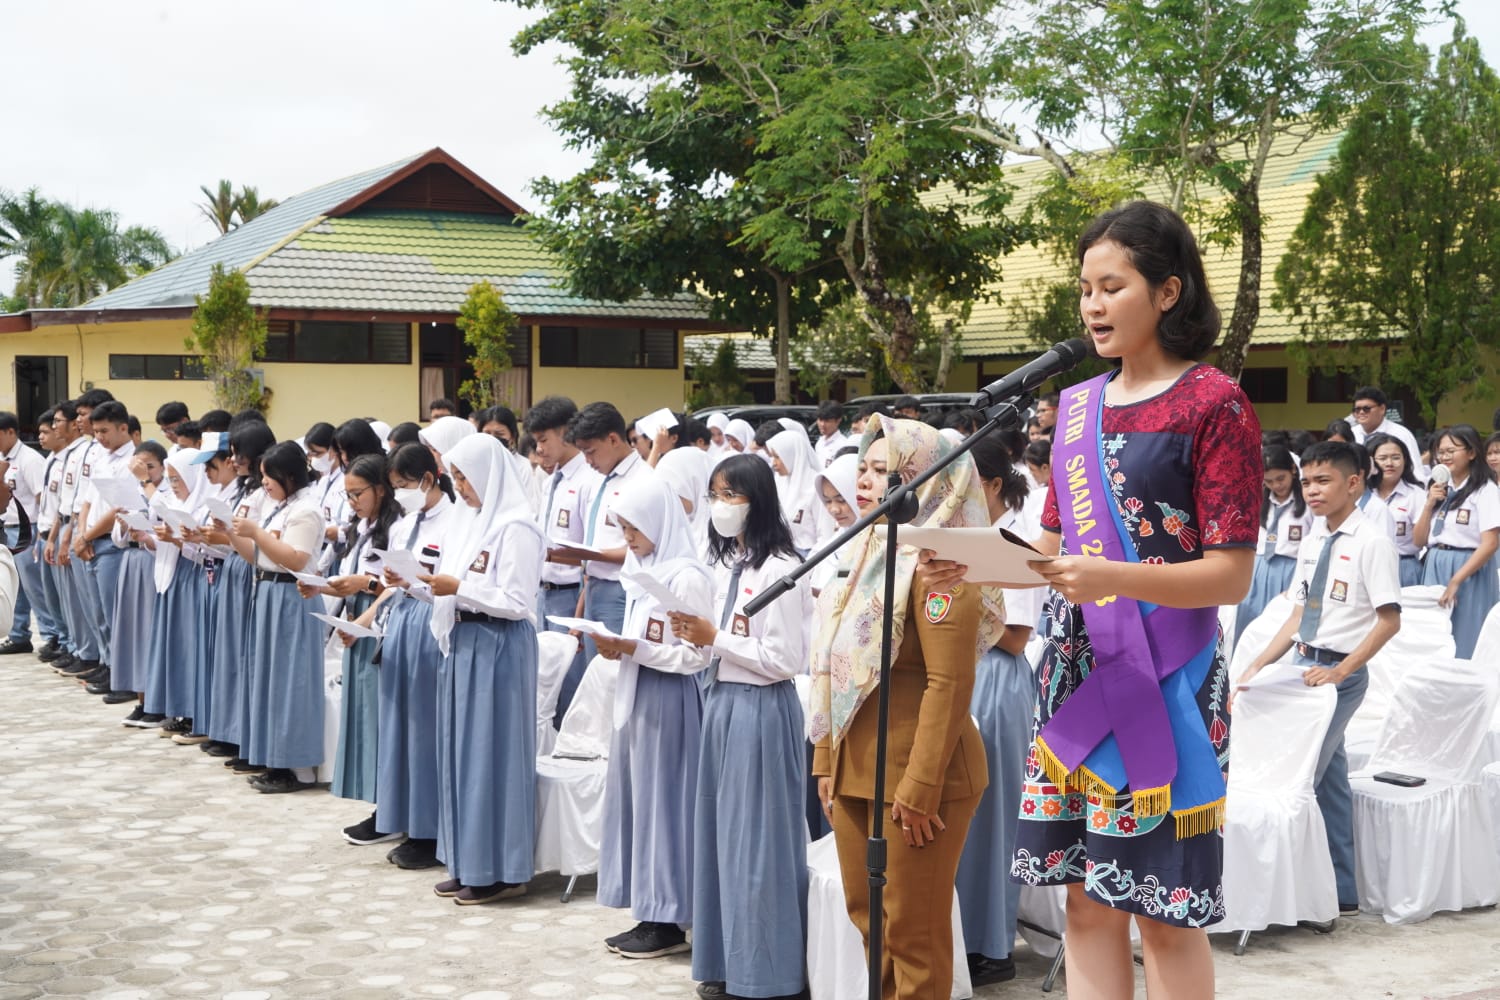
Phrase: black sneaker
[
  {"left": 77, "top": 666, "right": 109, "bottom": 686},
  {"left": 613, "top": 922, "right": 689, "bottom": 959},
  {"left": 248, "top": 769, "right": 315, "bottom": 793},
  {"left": 229, "top": 758, "right": 266, "bottom": 774},
  {"left": 695, "top": 984, "right": 729, "bottom": 1000},
  {"left": 59, "top": 657, "right": 98, "bottom": 677},
  {"left": 606, "top": 922, "right": 648, "bottom": 953},
  {"left": 202, "top": 741, "right": 238, "bottom": 757},
  {"left": 0, "top": 637, "right": 33, "bottom": 655},
  {"left": 453, "top": 882, "right": 526, "bottom": 905},
  {"left": 134, "top": 712, "right": 165, "bottom": 729},
  {"left": 50, "top": 652, "right": 77, "bottom": 671},
  {"left": 387, "top": 838, "right": 442, "bottom": 870},
  {"left": 159, "top": 717, "right": 193, "bottom": 736},
  {"left": 35, "top": 639, "right": 62, "bottom": 661},
  {"left": 121, "top": 705, "right": 146, "bottom": 726},
  {"left": 967, "top": 953, "right": 1016, "bottom": 987},
  {"left": 84, "top": 677, "right": 112, "bottom": 695},
  {"left": 101, "top": 690, "right": 136, "bottom": 705},
  {"left": 343, "top": 813, "right": 403, "bottom": 846}
]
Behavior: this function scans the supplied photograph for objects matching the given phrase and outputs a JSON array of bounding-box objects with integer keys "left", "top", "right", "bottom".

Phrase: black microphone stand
[{"left": 742, "top": 392, "right": 1032, "bottom": 1000}]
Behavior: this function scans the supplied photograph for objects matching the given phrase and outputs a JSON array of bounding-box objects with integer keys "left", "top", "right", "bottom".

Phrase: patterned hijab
[{"left": 808, "top": 416, "right": 1006, "bottom": 746}]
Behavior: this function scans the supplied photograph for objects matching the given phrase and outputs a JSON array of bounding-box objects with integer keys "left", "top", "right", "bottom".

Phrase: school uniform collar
[
  {"left": 1323, "top": 506, "right": 1367, "bottom": 539},
  {"left": 2, "top": 440, "right": 23, "bottom": 463},
  {"left": 557, "top": 450, "right": 587, "bottom": 479},
  {"left": 105, "top": 441, "right": 133, "bottom": 460}
]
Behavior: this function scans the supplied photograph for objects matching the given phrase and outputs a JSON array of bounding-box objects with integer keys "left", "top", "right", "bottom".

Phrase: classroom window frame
[
  {"left": 261, "top": 320, "right": 413, "bottom": 364},
  {"left": 538, "top": 326, "right": 679, "bottom": 369},
  {"left": 107, "top": 354, "right": 209, "bottom": 380}
]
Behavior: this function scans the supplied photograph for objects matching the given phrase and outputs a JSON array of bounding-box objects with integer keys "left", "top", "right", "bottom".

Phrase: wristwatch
[{"left": 367, "top": 574, "right": 380, "bottom": 594}]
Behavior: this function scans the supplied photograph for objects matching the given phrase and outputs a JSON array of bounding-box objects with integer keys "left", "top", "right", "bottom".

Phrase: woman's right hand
[
  {"left": 916, "top": 550, "right": 969, "bottom": 590},
  {"left": 818, "top": 777, "right": 834, "bottom": 825},
  {"left": 1427, "top": 481, "right": 1449, "bottom": 506}
]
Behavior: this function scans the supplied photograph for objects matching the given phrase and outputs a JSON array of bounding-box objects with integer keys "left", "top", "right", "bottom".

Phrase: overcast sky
[{"left": 3, "top": 0, "right": 1497, "bottom": 290}]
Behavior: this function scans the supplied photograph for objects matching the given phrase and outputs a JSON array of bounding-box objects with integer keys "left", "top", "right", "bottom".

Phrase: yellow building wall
[{"left": 531, "top": 327, "right": 697, "bottom": 419}]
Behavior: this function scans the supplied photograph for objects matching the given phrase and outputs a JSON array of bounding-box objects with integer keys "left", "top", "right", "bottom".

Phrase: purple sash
[{"left": 1036, "top": 374, "right": 1218, "bottom": 815}]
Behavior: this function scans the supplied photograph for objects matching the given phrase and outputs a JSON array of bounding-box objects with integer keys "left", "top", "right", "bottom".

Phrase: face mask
[
  {"left": 394, "top": 486, "right": 427, "bottom": 514},
  {"left": 710, "top": 500, "right": 751, "bottom": 538},
  {"left": 310, "top": 453, "right": 333, "bottom": 476}
]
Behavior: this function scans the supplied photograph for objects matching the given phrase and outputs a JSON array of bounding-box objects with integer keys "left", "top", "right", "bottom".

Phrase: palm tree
[
  {"left": 0, "top": 188, "right": 60, "bottom": 307},
  {"left": 234, "top": 186, "right": 280, "bottom": 226},
  {"left": 198, "top": 179, "right": 237, "bottom": 235},
  {"left": 27, "top": 206, "right": 176, "bottom": 307}
]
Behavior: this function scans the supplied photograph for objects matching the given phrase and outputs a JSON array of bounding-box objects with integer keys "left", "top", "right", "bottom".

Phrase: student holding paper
[
  {"left": 100, "top": 444, "right": 161, "bottom": 718},
  {"left": 179, "top": 432, "right": 240, "bottom": 746},
  {"left": 420, "top": 434, "right": 544, "bottom": 905},
  {"left": 589, "top": 477, "right": 714, "bottom": 960},
  {"left": 143, "top": 448, "right": 210, "bottom": 734}
]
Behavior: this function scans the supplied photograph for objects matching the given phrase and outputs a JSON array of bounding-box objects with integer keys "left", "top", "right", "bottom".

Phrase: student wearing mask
[{"left": 421, "top": 433, "right": 544, "bottom": 905}]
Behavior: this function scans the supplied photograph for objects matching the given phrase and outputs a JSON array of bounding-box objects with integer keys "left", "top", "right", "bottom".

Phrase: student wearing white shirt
[
  {"left": 1234, "top": 445, "right": 1311, "bottom": 648},
  {"left": 55, "top": 396, "right": 109, "bottom": 676},
  {"left": 178, "top": 434, "right": 240, "bottom": 744},
  {"left": 99, "top": 443, "right": 160, "bottom": 712},
  {"left": 0, "top": 411, "right": 51, "bottom": 655},
  {"left": 590, "top": 477, "right": 715, "bottom": 960},
  {"left": 74, "top": 401, "right": 136, "bottom": 689},
  {"left": 229, "top": 441, "right": 327, "bottom": 793},
  {"left": 813, "top": 401, "right": 851, "bottom": 469},
  {"left": 421, "top": 434, "right": 545, "bottom": 906},
  {"left": 1414, "top": 424, "right": 1500, "bottom": 658},
  {"left": 1241, "top": 441, "right": 1402, "bottom": 913},
  {"left": 367, "top": 443, "right": 459, "bottom": 870},
  {"left": 1348, "top": 386, "right": 1427, "bottom": 479},
  {"left": 31, "top": 411, "right": 73, "bottom": 667},
  {"left": 561, "top": 403, "right": 653, "bottom": 696},
  {"left": 669, "top": 454, "right": 810, "bottom": 1000},
  {"left": 766, "top": 425, "right": 824, "bottom": 555},
  {"left": 1366, "top": 432, "right": 1425, "bottom": 585},
  {"left": 42, "top": 405, "right": 86, "bottom": 672},
  {"left": 142, "top": 447, "right": 207, "bottom": 730}
]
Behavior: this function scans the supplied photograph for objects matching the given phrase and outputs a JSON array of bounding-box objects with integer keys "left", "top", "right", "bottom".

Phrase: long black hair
[
  {"left": 1364, "top": 431, "right": 1420, "bottom": 492},
  {"left": 1261, "top": 444, "right": 1306, "bottom": 523},
  {"left": 304, "top": 421, "right": 336, "bottom": 451},
  {"left": 706, "top": 454, "right": 798, "bottom": 570},
  {"left": 343, "top": 453, "right": 401, "bottom": 553},
  {"left": 333, "top": 419, "right": 384, "bottom": 468},
  {"left": 259, "top": 440, "right": 311, "bottom": 499},
  {"left": 1434, "top": 424, "right": 1493, "bottom": 511},
  {"left": 387, "top": 442, "right": 455, "bottom": 502},
  {"left": 969, "top": 434, "right": 1029, "bottom": 516},
  {"left": 229, "top": 421, "right": 276, "bottom": 501}
]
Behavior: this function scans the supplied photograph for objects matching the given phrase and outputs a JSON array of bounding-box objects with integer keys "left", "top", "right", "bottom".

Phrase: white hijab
[
  {"left": 813, "top": 453, "right": 859, "bottom": 531},
  {"left": 654, "top": 446, "right": 711, "bottom": 549},
  {"left": 153, "top": 449, "right": 206, "bottom": 594},
  {"left": 368, "top": 419, "right": 392, "bottom": 452},
  {"left": 767, "top": 427, "right": 819, "bottom": 526},
  {"left": 429, "top": 433, "right": 542, "bottom": 654},
  {"left": 725, "top": 418, "right": 754, "bottom": 453},
  {"left": 419, "top": 416, "right": 476, "bottom": 464},
  {"left": 612, "top": 476, "right": 713, "bottom": 728}
]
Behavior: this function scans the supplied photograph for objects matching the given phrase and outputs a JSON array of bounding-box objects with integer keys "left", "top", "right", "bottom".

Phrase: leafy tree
[
  {"left": 1275, "top": 23, "right": 1500, "bottom": 425},
  {"left": 189, "top": 264, "right": 270, "bottom": 412},
  {"left": 686, "top": 338, "right": 754, "bottom": 410},
  {"left": 2, "top": 190, "right": 174, "bottom": 308},
  {"left": 455, "top": 280, "right": 517, "bottom": 410},
  {"left": 0, "top": 188, "right": 59, "bottom": 308}
]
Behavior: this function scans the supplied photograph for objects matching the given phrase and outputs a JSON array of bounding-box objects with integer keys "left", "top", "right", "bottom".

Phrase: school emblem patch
[
  {"left": 924, "top": 591, "right": 952, "bottom": 624},
  {"left": 556, "top": 508, "right": 570, "bottom": 529},
  {"left": 470, "top": 550, "right": 490, "bottom": 574},
  {"left": 731, "top": 613, "right": 750, "bottom": 637},
  {"left": 646, "top": 618, "right": 665, "bottom": 643},
  {"left": 1457, "top": 509, "right": 1472, "bottom": 525}
]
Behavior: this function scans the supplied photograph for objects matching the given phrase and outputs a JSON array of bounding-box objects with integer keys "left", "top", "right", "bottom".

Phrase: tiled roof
[
  {"left": 684, "top": 332, "right": 867, "bottom": 372},
  {"left": 248, "top": 210, "right": 708, "bottom": 319},
  {"left": 943, "top": 128, "right": 1345, "bottom": 357},
  {"left": 84, "top": 153, "right": 426, "bottom": 310}
]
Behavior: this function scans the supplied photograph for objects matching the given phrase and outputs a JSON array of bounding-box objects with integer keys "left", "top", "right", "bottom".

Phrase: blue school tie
[
  {"left": 403, "top": 508, "right": 427, "bottom": 550},
  {"left": 543, "top": 469, "right": 564, "bottom": 532},
  {"left": 1357, "top": 490, "right": 1372, "bottom": 510},
  {"left": 1262, "top": 503, "right": 1285, "bottom": 557},
  {"left": 703, "top": 560, "right": 746, "bottom": 686},
  {"left": 1298, "top": 532, "right": 1339, "bottom": 644},
  {"left": 584, "top": 471, "right": 618, "bottom": 547}
]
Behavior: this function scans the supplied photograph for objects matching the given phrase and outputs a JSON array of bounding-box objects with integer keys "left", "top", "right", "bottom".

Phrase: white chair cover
[
  {"left": 1484, "top": 762, "right": 1500, "bottom": 863},
  {"left": 1466, "top": 605, "right": 1500, "bottom": 766},
  {"left": 805, "top": 833, "right": 972, "bottom": 1000},
  {"left": 534, "top": 631, "right": 580, "bottom": 758},
  {"left": 1346, "top": 585, "right": 1454, "bottom": 772},
  {"left": 317, "top": 669, "right": 340, "bottom": 784},
  {"left": 1351, "top": 658, "right": 1500, "bottom": 923},
  {"left": 1228, "top": 593, "right": 1293, "bottom": 686},
  {"left": 1218, "top": 663, "right": 1339, "bottom": 932},
  {"left": 1015, "top": 886, "right": 1066, "bottom": 960},
  {"left": 533, "top": 655, "right": 616, "bottom": 877}
]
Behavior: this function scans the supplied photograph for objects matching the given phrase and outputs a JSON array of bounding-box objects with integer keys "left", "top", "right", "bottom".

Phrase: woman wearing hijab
[
  {"left": 766, "top": 426, "right": 824, "bottom": 555},
  {"left": 589, "top": 477, "right": 716, "bottom": 959},
  {"left": 419, "top": 415, "right": 477, "bottom": 471},
  {"left": 143, "top": 449, "right": 210, "bottom": 733},
  {"left": 420, "top": 433, "right": 545, "bottom": 905},
  {"left": 724, "top": 418, "right": 754, "bottom": 456},
  {"left": 704, "top": 412, "right": 731, "bottom": 461},
  {"left": 653, "top": 446, "right": 712, "bottom": 557},
  {"left": 808, "top": 416, "right": 1007, "bottom": 1000}
]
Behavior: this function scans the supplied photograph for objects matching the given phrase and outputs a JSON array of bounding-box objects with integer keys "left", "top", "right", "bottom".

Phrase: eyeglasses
[
  {"left": 1436, "top": 449, "right": 1465, "bottom": 459},
  {"left": 345, "top": 485, "right": 376, "bottom": 502},
  {"left": 705, "top": 489, "right": 745, "bottom": 503},
  {"left": 1352, "top": 405, "right": 1378, "bottom": 414}
]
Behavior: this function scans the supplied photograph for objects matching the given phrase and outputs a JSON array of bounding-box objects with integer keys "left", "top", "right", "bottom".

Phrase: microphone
[
  {"left": 1432, "top": 464, "right": 1451, "bottom": 487},
  {"left": 971, "top": 338, "right": 1090, "bottom": 409}
]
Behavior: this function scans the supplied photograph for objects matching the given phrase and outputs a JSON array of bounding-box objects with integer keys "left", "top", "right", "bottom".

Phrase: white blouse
[{"left": 706, "top": 551, "right": 811, "bottom": 686}]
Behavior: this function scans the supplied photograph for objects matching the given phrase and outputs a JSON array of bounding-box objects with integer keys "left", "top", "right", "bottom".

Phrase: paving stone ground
[{"left": 2, "top": 652, "right": 1498, "bottom": 999}]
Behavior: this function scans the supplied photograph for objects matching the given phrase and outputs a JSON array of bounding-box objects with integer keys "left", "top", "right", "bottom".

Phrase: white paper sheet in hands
[
  {"left": 634, "top": 407, "right": 677, "bottom": 441},
  {"left": 549, "top": 540, "right": 609, "bottom": 558},
  {"left": 619, "top": 569, "right": 697, "bottom": 614},
  {"left": 878, "top": 524, "right": 1050, "bottom": 586},
  {"left": 293, "top": 571, "right": 331, "bottom": 589},
  {"left": 118, "top": 511, "right": 155, "bottom": 534},
  {"left": 310, "top": 612, "right": 383, "bottom": 640},
  {"left": 203, "top": 496, "right": 236, "bottom": 525},
  {"left": 545, "top": 615, "right": 624, "bottom": 640},
  {"left": 91, "top": 475, "right": 144, "bottom": 511},
  {"left": 371, "top": 547, "right": 427, "bottom": 585}
]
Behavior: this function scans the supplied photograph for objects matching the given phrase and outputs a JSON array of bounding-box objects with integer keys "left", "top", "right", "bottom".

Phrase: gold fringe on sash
[
  {"left": 1130, "top": 784, "right": 1172, "bottom": 818},
  {"left": 1172, "top": 798, "right": 1225, "bottom": 840},
  {"left": 1033, "top": 735, "right": 1073, "bottom": 790},
  {"left": 1074, "top": 762, "right": 1120, "bottom": 800}
]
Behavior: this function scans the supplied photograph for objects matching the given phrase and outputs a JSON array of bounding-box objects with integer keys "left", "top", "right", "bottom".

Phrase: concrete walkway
[{"left": 2, "top": 652, "right": 1498, "bottom": 999}]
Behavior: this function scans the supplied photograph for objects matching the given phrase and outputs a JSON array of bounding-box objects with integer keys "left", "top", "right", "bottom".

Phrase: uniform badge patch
[
  {"left": 1396, "top": 522, "right": 1407, "bottom": 537},
  {"left": 646, "top": 618, "right": 665, "bottom": 643},
  {"left": 470, "top": 550, "right": 490, "bottom": 573},
  {"left": 1330, "top": 579, "right": 1349, "bottom": 603},
  {"left": 556, "top": 508, "right": 571, "bottom": 529},
  {"left": 1457, "top": 509, "right": 1472, "bottom": 525},
  {"left": 1288, "top": 525, "right": 1303, "bottom": 541},
  {"left": 731, "top": 613, "right": 750, "bottom": 637},
  {"left": 924, "top": 591, "right": 952, "bottom": 623},
  {"left": 793, "top": 509, "right": 803, "bottom": 524}
]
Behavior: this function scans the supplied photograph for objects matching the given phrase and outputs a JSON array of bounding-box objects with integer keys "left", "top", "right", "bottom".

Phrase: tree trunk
[
  {"left": 773, "top": 271, "right": 792, "bottom": 404},
  {"left": 933, "top": 319, "right": 956, "bottom": 390},
  {"left": 1219, "top": 181, "right": 1261, "bottom": 380}
]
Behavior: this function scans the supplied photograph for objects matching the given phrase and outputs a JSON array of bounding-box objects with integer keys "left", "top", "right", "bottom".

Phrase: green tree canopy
[
  {"left": 455, "top": 280, "right": 518, "bottom": 410},
  {"left": 1275, "top": 22, "right": 1500, "bottom": 425},
  {"left": 0, "top": 190, "right": 174, "bottom": 308},
  {"left": 189, "top": 263, "right": 270, "bottom": 413}
]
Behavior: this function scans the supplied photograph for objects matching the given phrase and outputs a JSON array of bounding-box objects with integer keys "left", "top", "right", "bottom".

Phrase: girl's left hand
[
  {"left": 325, "top": 575, "right": 369, "bottom": 598},
  {"left": 1439, "top": 582, "right": 1459, "bottom": 609},
  {"left": 231, "top": 517, "right": 258, "bottom": 540},
  {"left": 418, "top": 573, "right": 460, "bottom": 597},
  {"left": 668, "top": 612, "right": 717, "bottom": 646},
  {"left": 592, "top": 634, "right": 638, "bottom": 659},
  {"left": 891, "top": 799, "right": 945, "bottom": 848},
  {"left": 1029, "top": 556, "right": 1118, "bottom": 605}
]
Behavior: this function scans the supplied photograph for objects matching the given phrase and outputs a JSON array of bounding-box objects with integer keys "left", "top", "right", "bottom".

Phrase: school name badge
[{"left": 924, "top": 591, "right": 952, "bottom": 623}]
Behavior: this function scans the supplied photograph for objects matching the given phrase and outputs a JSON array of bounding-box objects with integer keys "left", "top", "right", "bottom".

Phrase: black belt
[
  {"left": 1295, "top": 641, "right": 1346, "bottom": 665},
  {"left": 255, "top": 570, "right": 297, "bottom": 584},
  {"left": 1431, "top": 543, "right": 1472, "bottom": 551},
  {"left": 59, "top": 515, "right": 71, "bottom": 525},
  {"left": 125, "top": 541, "right": 141, "bottom": 549},
  {"left": 540, "top": 581, "right": 580, "bottom": 591},
  {"left": 457, "top": 610, "right": 500, "bottom": 623}
]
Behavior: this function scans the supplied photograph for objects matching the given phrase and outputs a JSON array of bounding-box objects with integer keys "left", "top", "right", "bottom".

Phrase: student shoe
[
  {"left": 121, "top": 705, "right": 146, "bottom": 726},
  {"left": 35, "top": 639, "right": 61, "bottom": 661},
  {"left": 203, "top": 741, "right": 238, "bottom": 757},
  {"left": 59, "top": 657, "right": 97, "bottom": 676},
  {"left": 102, "top": 690, "right": 136, "bottom": 705},
  {"left": 388, "top": 838, "right": 442, "bottom": 870},
  {"left": 967, "top": 953, "right": 1017, "bottom": 987},
  {"left": 343, "top": 813, "right": 403, "bottom": 846},
  {"left": 613, "top": 922, "right": 689, "bottom": 958},
  {"left": 1339, "top": 902, "right": 1361, "bottom": 916},
  {"left": 50, "top": 653, "right": 77, "bottom": 672},
  {"left": 172, "top": 732, "right": 210, "bottom": 745},
  {"left": 605, "top": 922, "right": 648, "bottom": 953},
  {"left": 159, "top": 717, "right": 193, "bottom": 737},
  {"left": 85, "top": 677, "right": 113, "bottom": 695},
  {"left": 77, "top": 666, "right": 109, "bottom": 685},
  {"left": 696, "top": 983, "right": 729, "bottom": 1000},
  {"left": 453, "top": 882, "right": 526, "bottom": 906},
  {"left": 248, "top": 769, "right": 316, "bottom": 794},
  {"left": 0, "top": 637, "right": 33, "bottom": 654},
  {"left": 227, "top": 757, "right": 263, "bottom": 772},
  {"left": 433, "top": 878, "right": 464, "bottom": 898},
  {"left": 136, "top": 712, "right": 165, "bottom": 729}
]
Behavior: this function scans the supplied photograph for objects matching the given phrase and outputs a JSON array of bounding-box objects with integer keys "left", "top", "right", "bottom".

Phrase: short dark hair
[
  {"left": 388, "top": 441, "right": 455, "bottom": 502},
  {"left": 523, "top": 396, "right": 578, "bottom": 435},
  {"left": 753, "top": 420, "right": 783, "bottom": 448},
  {"left": 1288, "top": 429, "right": 1316, "bottom": 456},
  {"left": 477, "top": 405, "right": 519, "bottom": 441},
  {"left": 387, "top": 421, "right": 422, "bottom": 446},
  {"left": 680, "top": 418, "right": 710, "bottom": 447},
  {"left": 333, "top": 418, "right": 384, "bottom": 465},
  {"left": 568, "top": 402, "right": 627, "bottom": 443},
  {"left": 136, "top": 440, "right": 168, "bottom": 464},
  {"left": 855, "top": 402, "right": 888, "bottom": 422},
  {"left": 199, "top": 409, "right": 232, "bottom": 433},
  {"left": 1300, "top": 440, "right": 1363, "bottom": 478},
  {"left": 230, "top": 408, "right": 265, "bottom": 430},
  {"left": 429, "top": 397, "right": 457, "bottom": 414},
  {"left": 76, "top": 388, "right": 115, "bottom": 409},
  {"left": 229, "top": 421, "right": 277, "bottom": 493},
  {"left": 706, "top": 455, "right": 798, "bottom": 570},
  {"left": 155, "top": 401, "right": 190, "bottom": 425},
  {"left": 127, "top": 415, "right": 141, "bottom": 435},
  {"left": 304, "top": 422, "right": 336, "bottom": 450},
  {"left": 1039, "top": 392, "right": 1060, "bottom": 407},
  {"left": 90, "top": 401, "right": 129, "bottom": 427},
  {"left": 1324, "top": 418, "right": 1354, "bottom": 442},
  {"left": 53, "top": 402, "right": 78, "bottom": 423},
  {"left": 1078, "top": 200, "right": 1220, "bottom": 361},
  {"left": 174, "top": 420, "right": 202, "bottom": 443},
  {"left": 892, "top": 395, "right": 920, "bottom": 412},
  {"left": 1023, "top": 439, "right": 1052, "bottom": 467},
  {"left": 37, "top": 407, "right": 54, "bottom": 428},
  {"left": 969, "top": 434, "right": 1029, "bottom": 514},
  {"left": 816, "top": 401, "right": 842, "bottom": 421},
  {"left": 0, "top": 412, "right": 18, "bottom": 433},
  {"left": 259, "top": 440, "right": 311, "bottom": 496},
  {"left": 1353, "top": 386, "right": 1387, "bottom": 408}
]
